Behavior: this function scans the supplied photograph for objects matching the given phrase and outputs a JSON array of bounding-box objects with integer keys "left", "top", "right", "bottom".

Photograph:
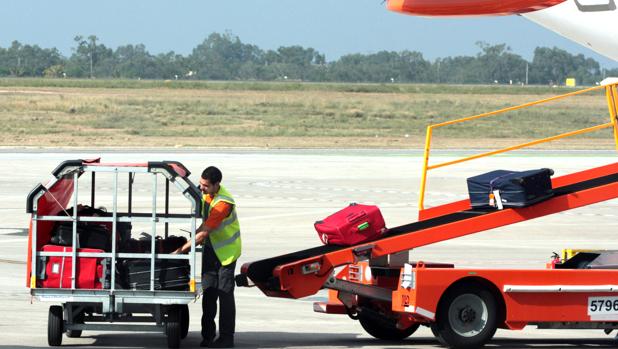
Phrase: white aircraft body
[{"left": 387, "top": 0, "right": 618, "bottom": 61}]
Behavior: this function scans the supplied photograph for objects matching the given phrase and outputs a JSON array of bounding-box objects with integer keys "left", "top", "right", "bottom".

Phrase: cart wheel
[
  {"left": 180, "top": 304, "right": 189, "bottom": 339},
  {"left": 166, "top": 305, "right": 182, "bottom": 349},
  {"left": 358, "top": 311, "right": 419, "bottom": 340},
  {"left": 434, "top": 283, "right": 498, "bottom": 349},
  {"left": 66, "top": 310, "right": 84, "bottom": 338},
  {"left": 48, "top": 305, "right": 64, "bottom": 346}
]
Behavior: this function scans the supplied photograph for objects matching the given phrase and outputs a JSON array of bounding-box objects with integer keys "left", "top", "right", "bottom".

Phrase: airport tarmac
[{"left": 3, "top": 148, "right": 618, "bottom": 348}]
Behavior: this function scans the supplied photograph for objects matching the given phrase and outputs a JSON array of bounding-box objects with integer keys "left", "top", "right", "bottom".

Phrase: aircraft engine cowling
[{"left": 387, "top": 0, "right": 566, "bottom": 16}]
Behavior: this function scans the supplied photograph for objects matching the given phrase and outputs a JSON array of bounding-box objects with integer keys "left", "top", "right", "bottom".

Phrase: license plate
[{"left": 588, "top": 297, "right": 618, "bottom": 319}]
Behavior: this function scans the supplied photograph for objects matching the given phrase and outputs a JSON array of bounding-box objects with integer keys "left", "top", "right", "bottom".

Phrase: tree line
[{"left": 0, "top": 32, "right": 616, "bottom": 85}]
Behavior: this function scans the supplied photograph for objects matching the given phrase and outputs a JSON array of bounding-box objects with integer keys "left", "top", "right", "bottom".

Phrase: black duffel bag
[
  {"left": 51, "top": 222, "right": 112, "bottom": 251},
  {"left": 120, "top": 235, "right": 187, "bottom": 254}
]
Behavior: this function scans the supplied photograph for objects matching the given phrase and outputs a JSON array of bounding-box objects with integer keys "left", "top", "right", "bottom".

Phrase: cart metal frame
[{"left": 27, "top": 159, "right": 203, "bottom": 348}]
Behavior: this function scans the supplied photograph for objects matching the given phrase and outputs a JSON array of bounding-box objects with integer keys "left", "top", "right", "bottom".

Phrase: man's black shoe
[
  {"left": 208, "top": 337, "right": 234, "bottom": 348},
  {"left": 200, "top": 335, "right": 215, "bottom": 347}
]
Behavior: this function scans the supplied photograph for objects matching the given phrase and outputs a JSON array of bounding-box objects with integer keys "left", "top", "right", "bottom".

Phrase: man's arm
[
  {"left": 172, "top": 201, "right": 232, "bottom": 254},
  {"left": 174, "top": 222, "right": 210, "bottom": 254}
]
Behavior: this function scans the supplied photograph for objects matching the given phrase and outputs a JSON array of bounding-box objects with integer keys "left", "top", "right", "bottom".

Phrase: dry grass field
[{"left": 0, "top": 79, "right": 614, "bottom": 149}]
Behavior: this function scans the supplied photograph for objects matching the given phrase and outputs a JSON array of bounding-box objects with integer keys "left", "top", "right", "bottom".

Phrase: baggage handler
[{"left": 174, "top": 166, "right": 241, "bottom": 348}]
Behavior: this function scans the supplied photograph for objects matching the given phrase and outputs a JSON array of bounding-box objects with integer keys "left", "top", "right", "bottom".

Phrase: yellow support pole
[
  {"left": 418, "top": 126, "right": 433, "bottom": 210},
  {"left": 417, "top": 83, "right": 613, "bottom": 209},
  {"left": 609, "top": 85, "right": 618, "bottom": 153},
  {"left": 428, "top": 122, "right": 613, "bottom": 171}
]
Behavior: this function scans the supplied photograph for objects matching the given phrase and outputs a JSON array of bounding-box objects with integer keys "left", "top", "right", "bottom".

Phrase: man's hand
[{"left": 173, "top": 230, "right": 209, "bottom": 255}]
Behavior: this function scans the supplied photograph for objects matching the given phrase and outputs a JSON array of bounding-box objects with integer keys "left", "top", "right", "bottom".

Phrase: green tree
[
  {"left": 114, "top": 44, "right": 158, "bottom": 78},
  {"left": 530, "top": 47, "right": 601, "bottom": 85},
  {"left": 328, "top": 50, "right": 430, "bottom": 83},
  {"left": 189, "top": 32, "right": 264, "bottom": 80},
  {"left": 474, "top": 42, "right": 527, "bottom": 84},
  {"left": 43, "top": 64, "right": 65, "bottom": 78},
  {"left": 66, "top": 35, "right": 113, "bottom": 78},
  {"left": 154, "top": 51, "right": 189, "bottom": 80},
  {"left": 0, "top": 41, "right": 63, "bottom": 77}
]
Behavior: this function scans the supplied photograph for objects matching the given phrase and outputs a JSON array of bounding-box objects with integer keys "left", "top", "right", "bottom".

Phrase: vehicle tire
[
  {"left": 166, "top": 305, "right": 182, "bottom": 349},
  {"left": 430, "top": 323, "right": 442, "bottom": 339},
  {"left": 434, "top": 283, "right": 498, "bottom": 349},
  {"left": 358, "top": 311, "right": 420, "bottom": 340},
  {"left": 66, "top": 310, "right": 84, "bottom": 338},
  {"left": 48, "top": 305, "right": 64, "bottom": 346},
  {"left": 180, "top": 304, "right": 189, "bottom": 339}
]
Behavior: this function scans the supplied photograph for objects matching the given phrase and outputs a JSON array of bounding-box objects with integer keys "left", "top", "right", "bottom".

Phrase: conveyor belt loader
[{"left": 237, "top": 81, "right": 618, "bottom": 349}]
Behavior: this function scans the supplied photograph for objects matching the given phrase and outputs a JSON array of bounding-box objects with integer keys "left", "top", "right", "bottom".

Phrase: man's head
[{"left": 200, "top": 166, "right": 222, "bottom": 196}]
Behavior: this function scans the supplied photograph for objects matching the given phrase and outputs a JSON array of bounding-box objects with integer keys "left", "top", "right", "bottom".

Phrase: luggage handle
[
  {"left": 488, "top": 172, "right": 517, "bottom": 192},
  {"left": 319, "top": 233, "right": 329, "bottom": 244},
  {"left": 346, "top": 210, "right": 367, "bottom": 223},
  {"left": 36, "top": 256, "right": 48, "bottom": 280},
  {"left": 507, "top": 168, "right": 554, "bottom": 185}
]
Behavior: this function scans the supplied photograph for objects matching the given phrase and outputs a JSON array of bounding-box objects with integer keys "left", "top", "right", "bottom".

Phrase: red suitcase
[
  {"left": 314, "top": 203, "right": 387, "bottom": 246},
  {"left": 38, "top": 245, "right": 106, "bottom": 289}
]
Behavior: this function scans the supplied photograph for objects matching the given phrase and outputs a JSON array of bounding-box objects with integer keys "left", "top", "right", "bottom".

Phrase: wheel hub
[
  {"left": 459, "top": 305, "right": 477, "bottom": 323},
  {"left": 447, "top": 293, "right": 489, "bottom": 337}
]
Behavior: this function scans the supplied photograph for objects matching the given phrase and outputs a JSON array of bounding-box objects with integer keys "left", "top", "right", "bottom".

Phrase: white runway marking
[{"left": 0, "top": 238, "right": 28, "bottom": 243}]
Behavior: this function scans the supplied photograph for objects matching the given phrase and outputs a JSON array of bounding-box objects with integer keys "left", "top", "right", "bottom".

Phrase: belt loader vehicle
[{"left": 237, "top": 81, "right": 618, "bottom": 348}]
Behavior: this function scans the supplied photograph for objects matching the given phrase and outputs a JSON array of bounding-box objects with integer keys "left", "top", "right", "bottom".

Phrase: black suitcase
[
  {"left": 123, "top": 259, "right": 190, "bottom": 291},
  {"left": 467, "top": 168, "right": 554, "bottom": 209},
  {"left": 50, "top": 222, "right": 111, "bottom": 251}
]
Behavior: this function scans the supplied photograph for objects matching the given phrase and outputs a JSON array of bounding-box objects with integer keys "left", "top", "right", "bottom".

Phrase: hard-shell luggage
[
  {"left": 123, "top": 259, "right": 190, "bottom": 291},
  {"left": 467, "top": 168, "right": 554, "bottom": 209},
  {"left": 37, "top": 245, "right": 106, "bottom": 289},
  {"left": 315, "top": 203, "right": 387, "bottom": 246}
]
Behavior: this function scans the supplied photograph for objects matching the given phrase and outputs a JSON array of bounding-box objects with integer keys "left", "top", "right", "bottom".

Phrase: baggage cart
[{"left": 27, "top": 159, "right": 203, "bottom": 348}]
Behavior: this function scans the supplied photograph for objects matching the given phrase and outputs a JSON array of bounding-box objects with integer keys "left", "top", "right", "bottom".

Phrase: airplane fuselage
[{"left": 388, "top": 0, "right": 618, "bottom": 62}]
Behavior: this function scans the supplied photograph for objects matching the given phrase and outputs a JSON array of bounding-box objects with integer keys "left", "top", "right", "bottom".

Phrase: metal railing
[{"left": 418, "top": 82, "right": 618, "bottom": 210}]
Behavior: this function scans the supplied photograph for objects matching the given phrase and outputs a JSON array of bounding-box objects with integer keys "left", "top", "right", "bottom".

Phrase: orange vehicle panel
[{"left": 393, "top": 267, "right": 618, "bottom": 328}]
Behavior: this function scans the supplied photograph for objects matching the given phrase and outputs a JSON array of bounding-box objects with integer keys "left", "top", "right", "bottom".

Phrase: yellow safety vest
[{"left": 203, "top": 185, "right": 241, "bottom": 266}]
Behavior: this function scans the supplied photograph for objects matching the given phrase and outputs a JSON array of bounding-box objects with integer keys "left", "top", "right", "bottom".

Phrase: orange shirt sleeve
[{"left": 204, "top": 201, "right": 233, "bottom": 231}]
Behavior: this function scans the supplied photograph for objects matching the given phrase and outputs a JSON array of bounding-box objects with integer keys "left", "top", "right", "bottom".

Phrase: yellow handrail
[
  {"left": 418, "top": 82, "right": 618, "bottom": 210},
  {"left": 608, "top": 84, "right": 618, "bottom": 152}
]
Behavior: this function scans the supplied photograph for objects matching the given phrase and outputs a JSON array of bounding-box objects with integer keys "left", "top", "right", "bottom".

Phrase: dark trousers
[
  {"left": 202, "top": 286, "right": 236, "bottom": 339},
  {"left": 201, "top": 241, "right": 237, "bottom": 340}
]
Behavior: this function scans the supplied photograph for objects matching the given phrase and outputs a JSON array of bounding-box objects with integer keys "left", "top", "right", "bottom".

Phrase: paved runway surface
[{"left": 3, "top": 149, "right": 618, "bottom": 348}]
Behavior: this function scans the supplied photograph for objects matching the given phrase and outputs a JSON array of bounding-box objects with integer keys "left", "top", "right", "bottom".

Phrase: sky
[{"left": 1, "top": 0, "right": 616, "bottom": 68}]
